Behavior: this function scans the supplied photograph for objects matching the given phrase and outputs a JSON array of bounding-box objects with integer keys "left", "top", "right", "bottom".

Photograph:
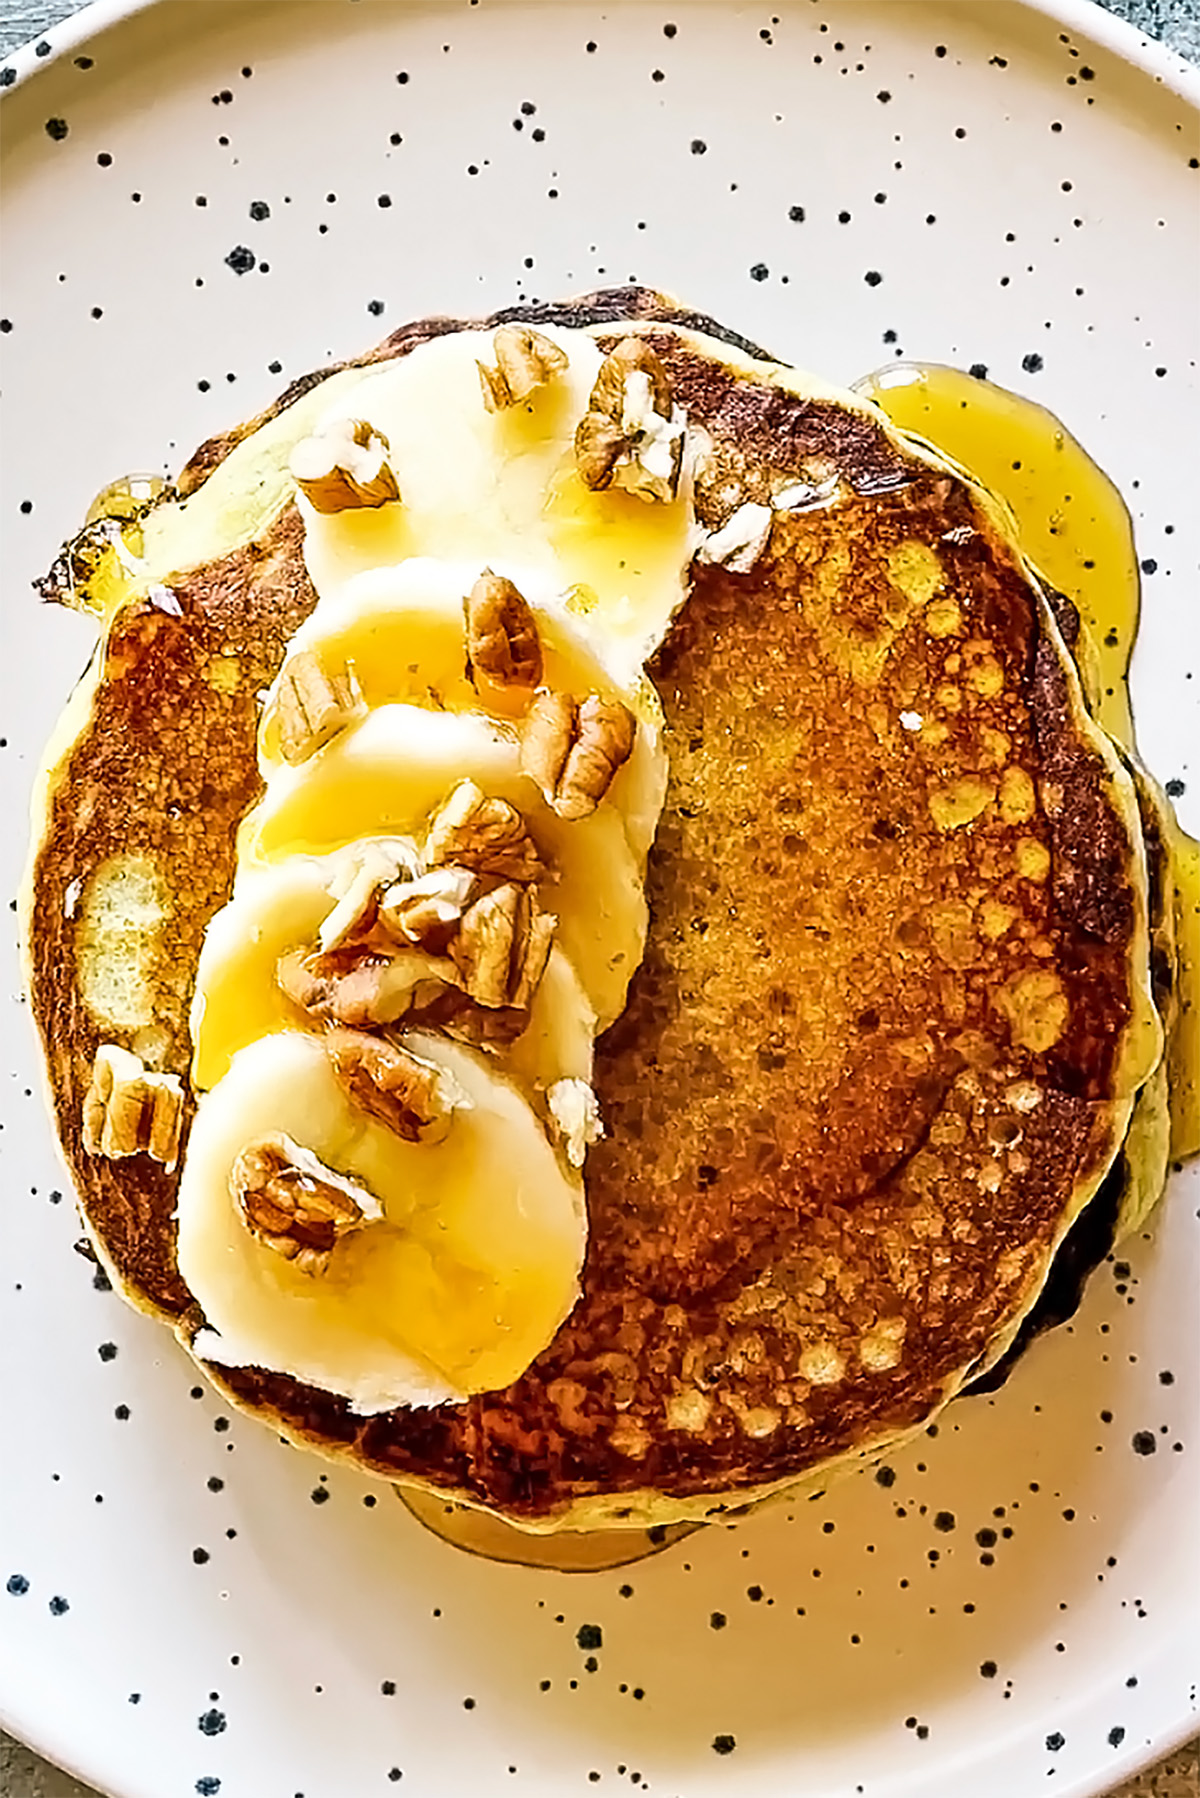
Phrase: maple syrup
[
  {"left": 397, "top": 1485, "right": 698, "bottom": 1570},
  {"left": 1166, "top": 827, "right": 1200, "bottom": 1158},
  {"left": 856, "top": 361, "right": 1139, "bottom": 744},
  {"left": 858, "top": 361, "right": 1197, "bottom": 1158}
]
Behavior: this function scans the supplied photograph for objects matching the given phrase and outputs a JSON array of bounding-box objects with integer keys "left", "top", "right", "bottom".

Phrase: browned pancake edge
[{"left": 24, "top": 293, "right": 1157, "bottom": 1524}]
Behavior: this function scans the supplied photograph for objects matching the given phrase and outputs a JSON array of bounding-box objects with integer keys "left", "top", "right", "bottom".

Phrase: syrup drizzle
[
  {"left": 397, "top": 1484, "right": 698, "bottom": 1569},
  {"left": 859, "top": 361, "right": 1196, "bottom": 1160}
]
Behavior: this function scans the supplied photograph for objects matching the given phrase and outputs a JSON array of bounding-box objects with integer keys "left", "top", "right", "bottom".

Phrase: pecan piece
[
  {"left": 277, "top": 946, "right": 460, "bottom": 1030},
  {"left": 520, "top": 691, "right": 636, "bottom": 820},
  {"left": 547, "top": 1077, "right": 604, "bottom": 1169},
  {"left": 82, "top": 1044, "right": 184, "bottom": 1170},
  {"left": 574, "top": 411, "right": 632, "bottom": 492},
  {"left": 317, "top": 839, "right": 422, "bottom": 951},
  {"left": 376, "top": 866, "right": 478, "bottom": 954},
  {"left": 288, "top": 416, "right": 400, "bottom": 513},
  {"left": 575, "top": 336, "right": 685, "bottom": 502},
  {"left": 450, "top": 883, "right": 556, "bottom": 1009},
  {"left": 270, "top": 648, "right": 366, "bottom": 766},
  {"left": 591, "top": 335, "right": 674, "bottom": 419},
  {"left": 404, "top": 983, "right": 531, "bottom": 1048},
  {"left": 695, "top": 501, "right": 774, "bottom": 574},
  {"left": 476, "top": 325, "right": 569, "bottom": 412},
  {"left": 276, "top": 948, "right": 329, "bottom": 1016},
  {"left": 326, "top": 1028, "right": 451, "bottom": 1141},
  {"left": 424, "top": 779, "right": 545, "bottom": 882},
  {"left": 230, "top": 1132, "right": 383, "bottom": 1275},
  {"left": 464, "top": 569, "right": 543, "bottom": 713}
]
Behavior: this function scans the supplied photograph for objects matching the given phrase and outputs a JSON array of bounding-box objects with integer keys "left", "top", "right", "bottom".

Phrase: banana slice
[
  {"left": 258, "top": 557, "right": 668, "bottom": 863},
  {"left": 179, "top": 1030, "right": 586, "bottom": 1411},
  {"left": 190, "top": 843, "right": 596, "bottom": 1097},
  {"left": 298, "top": 327, "right": 693, "bottom": 667},
  {"left": 238, "top": 704, "right": 646, "bottom": 1028}
]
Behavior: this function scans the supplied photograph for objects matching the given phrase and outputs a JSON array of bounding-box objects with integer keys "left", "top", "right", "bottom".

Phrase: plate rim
[
  {"left": 1, "top": 0, "right": 1199, "bottom": 105},
  {"left": 0, "top": 2, "right": 1197, "bottom": 1796}
]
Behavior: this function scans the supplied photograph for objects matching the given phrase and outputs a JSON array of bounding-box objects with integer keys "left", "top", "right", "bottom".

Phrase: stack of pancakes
[{"left": 23, "top": 289, "right": 1191, "bottom": 1530}]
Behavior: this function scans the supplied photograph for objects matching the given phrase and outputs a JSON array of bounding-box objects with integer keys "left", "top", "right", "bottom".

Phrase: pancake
[
  {"left": 965, "top": 758, "right": 1177, "bottom": 1395},
  {"left": 24, "top": 290, "right": 1167, "bottom": 1527}
]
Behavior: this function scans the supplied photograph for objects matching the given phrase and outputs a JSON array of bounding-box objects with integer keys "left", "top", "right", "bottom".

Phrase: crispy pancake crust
[
  {"left": 29, "top": 509, "right": 313, "bottom": 1319},
  {"left": 25, "top": 291, "right": 1158, "bottom": 1524}
]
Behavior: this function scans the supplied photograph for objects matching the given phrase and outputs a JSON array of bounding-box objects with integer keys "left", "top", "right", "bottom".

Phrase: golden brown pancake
[{"left": 24, "top": 290, "right": 1163, "bottom": 1527}]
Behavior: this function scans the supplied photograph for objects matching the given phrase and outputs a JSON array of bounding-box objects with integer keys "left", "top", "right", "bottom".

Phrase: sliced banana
[
  {"left": 298, "top": 327, "right": 693, "bottom": 668},
  {"left": 190, "top": 843, "right": 596, "bottom": 1097},
  {"left": 238, "top": 704, "right": 646, "bottom": 1029},
  {"left": 258, "top": 557, "right": 668, "bottom": 863},
  {"left": 179, "top": 1031, "right": 586, "bottom": 1411},
  {"left": 177, "top": 322, "right": 702, "bottom": 1416}
]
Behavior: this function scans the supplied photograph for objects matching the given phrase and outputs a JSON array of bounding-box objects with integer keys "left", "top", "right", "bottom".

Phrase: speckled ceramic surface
[{"left": 1, "top": 4, "right": 1198, "bottom": 1797}]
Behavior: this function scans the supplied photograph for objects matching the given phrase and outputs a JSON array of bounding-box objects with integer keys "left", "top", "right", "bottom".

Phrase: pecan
[
  {"left": 81, "top": 1044, "right": 184, "bottom": 1171},
  {"left": 230, "top": 1132, "right": 383, "bottom": 1274},
  {"left": 276, "top": 948, "right": 329, "bottom": 1016},
  {"left": 376, "top": 866, "right": 477, "bottom": 954},
  {"left": 450, "top": 883, "right": 556, "bottom": 1009},
  {"left": 288, "top": 416, "right": 400, "bottom": 513},
  {"left": 317, "top": 839, "right": 422, "bottom": 951},
  {"left": 574, "top": 412, "right": 630, "bottom": 491},
  {"left": 326, "top": 1028, "right": 450, "bottom": 1141},
  {"left": 695, "top": 501, "right": 774, "bottom": 574},
  {"left": 575, "top": 336, "right": 685, "bottom": 502},
  {"left": 404, "top": 983, "right": 531, "bottom": 1048},
  {"left": 270, "top": 648, "right": 366, "bottom": 766},
  {"left": 476, "top": 325, "right": 569, "bottom": 412},
  {"left": 277, "top": 946, "right": 461, "bottom": 1030},
  {"left": 520, "top": 691, "right": 636, "bottom": 820},
  {"left": 424, "top": 779, "right": 545, "bottom": 882},
  {"left": 591, "top": 335, "right": 674, "bottom": 419},
  {"left": 464, "top": 569, "right": 543, "bottom": 712},
  {"left": 546, "top": 1078, "right": 604, "bottom": 1169}
]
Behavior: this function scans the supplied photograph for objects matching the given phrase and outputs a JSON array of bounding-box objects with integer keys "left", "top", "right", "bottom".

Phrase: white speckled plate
[{"left": 1, "top": 3, "right": 1198, "bottom": 1796}]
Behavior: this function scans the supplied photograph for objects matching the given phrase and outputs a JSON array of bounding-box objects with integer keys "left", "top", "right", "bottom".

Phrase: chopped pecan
[
  {"left": 404, "top": 983, "right": 531, "bottom": 1048},
  {"left": 520, "top": 691, "right": 636, "bottom": 820},
  {"left": 277, "top": 946, "right": 460, "bottom": 1030},
  {"left": 82, "top": 1044, "right": 184, "bottom": 1170},
  {"left": 575, "top": 336, "right": 685, "bottom": 502},
  {"left": 476, "top": 325, "right": 569, "bottom": 412},
  {"left": 424, "top": 779, "right": 545, "bottom": 882},
  {"left": 288, "top": 416, "right": 400, "bottom": 513},
  {"left": 591, "top": 335, "right": 674, "bottom": 419},
  {"left": 450, "top": 883, "right": 556, "bottom": 1009},
  {"left": 326, "top": 1028, "right": 450, "bottom": 1141},
  {"left": 464, "top": 570, "right": 543, "bottom": 712},
  {"left": 270, "top": 648, "right": 366, "bottom": 766},
  {"left": 276, "top": 948, "right": 331, "bottom": 1016},
  {"left": 318, "top": 839, "right": 422, "bottom": 951},
  {"left": 376, "top": 866, "right": 477, "bottom": 954},
  {"left": 695, "top": 501, "right": 774, "bottom": 574},
  {"left": 573, "top": 412, "right": 629, "bottom": 491},
  {"left": 230, "top": 1132, "right": 383, "bottom": 1275},
  {"left": 521, "top": 691, "right": 576, "bottom": 805},
  {"left": 547, "top": 1078, "right": 604, "bottom": 1169}
]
